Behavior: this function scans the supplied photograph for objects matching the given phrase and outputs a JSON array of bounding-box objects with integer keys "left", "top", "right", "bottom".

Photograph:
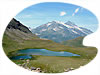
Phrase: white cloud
[
  {"left": 72, "top": 13, "right": 75, "bottom": 16},
  {"left": 60, "top": 11, "right": 66, "bottom": 16},
  {"left": 75, "top": 8, "right": 80, "bottom": 13},
  {"left": 72, "top": 8, "right": 80, "bottom": 16}
]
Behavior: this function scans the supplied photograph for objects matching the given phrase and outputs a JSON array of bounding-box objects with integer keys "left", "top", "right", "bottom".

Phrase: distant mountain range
[{"left": 32, "top": 21, "right": 92, "bottom": 43}]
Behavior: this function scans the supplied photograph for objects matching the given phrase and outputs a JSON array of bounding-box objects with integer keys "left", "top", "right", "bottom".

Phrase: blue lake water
[
  {"left": 11, "top": 49, "right": 80, "bottom": 60},
  {"left": 11, "top": 55, "right": 32, "bottom": 60}
]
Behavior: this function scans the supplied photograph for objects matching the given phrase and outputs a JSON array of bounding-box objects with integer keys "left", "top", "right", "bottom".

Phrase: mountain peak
[
  {"left": 32, "top": 20, "right": 92, "bottom": 42},
  {"left": 51, "top": 20, "right": 61, "bottom": 23},
  {"left": 65, "top": 21, "right": 77, "bottom": 26},
  {"left": 50, "top": 20, "right": 77, "bottom": 28},
  {"left": 7, "top": 18, "right": 32, "bottom": 34},
  {"left": 51, "top": 20, "right": 67, "bottom": 26}
]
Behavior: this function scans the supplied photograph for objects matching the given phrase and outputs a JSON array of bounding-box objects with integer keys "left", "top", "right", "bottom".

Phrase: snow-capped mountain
[{"left": 32, "top": 21, "right": 92, "bottom": 43}]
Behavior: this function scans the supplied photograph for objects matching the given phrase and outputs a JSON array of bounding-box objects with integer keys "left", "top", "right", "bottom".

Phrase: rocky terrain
[{"left": 32, "top": 21, "right": 92, "bottom": 43}]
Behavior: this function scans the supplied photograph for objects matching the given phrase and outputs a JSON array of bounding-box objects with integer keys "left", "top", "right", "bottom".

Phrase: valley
[{"left": 2, "top": 18, "right": 97, "bottom": 73}]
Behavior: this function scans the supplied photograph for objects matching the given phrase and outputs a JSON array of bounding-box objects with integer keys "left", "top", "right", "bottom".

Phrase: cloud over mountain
[
  {"left": 60, "top": 11, "right": 66, "bottom": 16},
  {"left": 72, "top": 8, "right": 80, "bottom": 16}
]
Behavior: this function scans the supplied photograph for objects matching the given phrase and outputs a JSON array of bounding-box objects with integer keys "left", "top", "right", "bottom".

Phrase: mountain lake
[{"left": 11, "top": 49, "right": 80, "bottom": 60}]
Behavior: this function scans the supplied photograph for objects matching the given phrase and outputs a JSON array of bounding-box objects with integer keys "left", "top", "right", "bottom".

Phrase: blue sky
[{"left": 15, "top": 2, "right": 98, "bottom": 32}]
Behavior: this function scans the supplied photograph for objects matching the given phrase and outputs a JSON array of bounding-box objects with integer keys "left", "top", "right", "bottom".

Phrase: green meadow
[{"left": 2, "top": 33, "right": 97, "bottom": 73}]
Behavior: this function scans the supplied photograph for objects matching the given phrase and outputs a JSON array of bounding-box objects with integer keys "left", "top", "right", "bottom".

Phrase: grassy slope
[
  {"left": 61, "top": 37, "right": 84, "bottom": 47},
  {"left": 27, "top": 56, "right": 90, "bottom": 73},
  {"left": 12, "top": 55, "right": 90, "bottom": 73},
  {"left": 3, "top": 33, "right": 97, "bottom": 59},
  {"left": 2, "top": 32, "right": 97, "bottom": 73}
]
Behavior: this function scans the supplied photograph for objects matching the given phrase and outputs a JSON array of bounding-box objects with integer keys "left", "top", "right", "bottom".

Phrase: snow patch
[
  {"left": 76, "top": 27, "right": 83, "bottom": 31},
  {"left": 76, "top": 27, "right": 88, "bottom": 34},
  {"left": 59, "top": 26, "right": 63, "bottom": 29},
  {"left": 53, "top": 28, "right": 57, "bottom": 31},
  {"left": 54, "top": 20, "right": 73, "bottom": 28},
  {"left": 41, "top": 29, "right": 47, "bottom": 31},
  {"left": 65, "top": 24, "right": 74, "bottom": 28},
  {"left": 72, "top": 30, "right": 78, "bottom": 34},
  {"left": 47, "top": 23, "right": 51, "bottom": 26},
  {"left": 35, "top": 33, "right": 40, "bottom": 35},
  {"left": 53, "top": 27, "right": 60, "bottom": 31}
]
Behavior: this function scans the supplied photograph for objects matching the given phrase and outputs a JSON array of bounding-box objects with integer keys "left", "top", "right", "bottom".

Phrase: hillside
[
  {"left": 2, "top": 18, "right": 97, "bottom": 73},
  {"left": 61, "top": 37, "right": 85, "bottom": 47},
  {"left": 5, "top": 18, "right": 38, "bottom": 42},
  {"left": 7, "top": 18, "right": 32, "bottom": 34}
]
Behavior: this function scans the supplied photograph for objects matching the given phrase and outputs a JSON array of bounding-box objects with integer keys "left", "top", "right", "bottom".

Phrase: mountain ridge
[
  {"left": 32, "top": 20, "right": 92, "bottom": 42},
  {"left": 7, "top": 18, "right": 32, "bottom": 34},
  {"left": 4, "top": 18, "right": 38, "bottom": 43}
]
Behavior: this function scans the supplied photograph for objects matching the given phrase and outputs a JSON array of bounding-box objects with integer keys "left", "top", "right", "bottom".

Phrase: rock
[
  {"left": 31, "top": 67, "right": 36, "bottom": 71},
  {"left": 64, "top": 67, "right": 74, "bottom": 72},
  {"left": 70, "top": 67, "right": 74, "bottom": 70},
  {"left": 36, "top": 70, "right": 42, "bottom": 73},
  {"left": 30, "top": 67, "right": 42, "bottom": 73},
  {"left": 64, "top": 68, "right": 70, "bottom": 72},
  {"left": 39, "top": 70, "right": 42, "bottom": 73},
  {"left": 36, "top": 68, "right": 41, "bottom": 71},
  {"left": 18, "top": 64, "right": 22, "bottom": 66},
  {"left": 26, "top": 59, "right": 30, "bottom": 63}
]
